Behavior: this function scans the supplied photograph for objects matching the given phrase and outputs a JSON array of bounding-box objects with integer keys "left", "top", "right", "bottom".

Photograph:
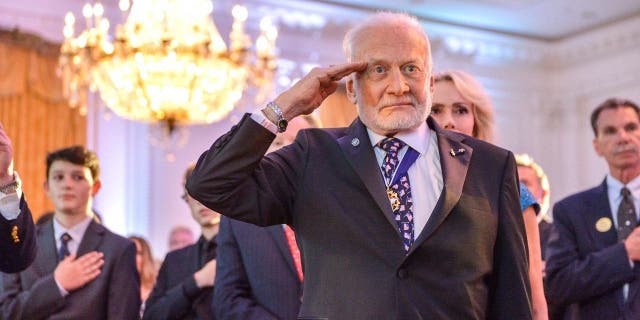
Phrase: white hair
[{"left": 342, "top": 11, "right": 432, "bottom": 70}]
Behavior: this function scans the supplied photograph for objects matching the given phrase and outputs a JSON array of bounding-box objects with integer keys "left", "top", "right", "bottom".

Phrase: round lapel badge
[{"left": 595, "top": 217, "right": 612, "bottom": 233}]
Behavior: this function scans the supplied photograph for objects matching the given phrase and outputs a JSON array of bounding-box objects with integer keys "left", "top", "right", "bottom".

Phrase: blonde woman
[
  {"left": 431, "top": 70, "right": 548, "bottom": 320},
  {"left": 129, "top": 235, "right": 158, "bottom": 315}
]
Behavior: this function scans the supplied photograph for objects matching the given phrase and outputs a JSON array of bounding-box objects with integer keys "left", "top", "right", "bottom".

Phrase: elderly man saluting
[{"left": 187, "top": 12, "right": 531, "bottom": 320}]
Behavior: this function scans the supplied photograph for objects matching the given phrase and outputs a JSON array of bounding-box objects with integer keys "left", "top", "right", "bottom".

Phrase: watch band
[
  {"left": 265, "top": 101, "right": 288, "bottom": 133},
  {"left": 0, "top": 173, "right": 20, "bottom": 195}
]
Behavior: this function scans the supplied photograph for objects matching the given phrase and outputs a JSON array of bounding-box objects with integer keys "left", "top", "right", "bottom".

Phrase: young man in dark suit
[
  {"left": 0, "top": 121, "right": 36, "bottom": 273},
  {"left": 143, "top": 165, "right": 220, "bottom": 320},
  {"left": 0, "top": 146, "right": 140, "bottom": 319},
  {"left": 214, "top": 116, "right": 317, "bottom": 320},
  {"left": 186, "top": 12, "right": 531, "bottom": 319},
  {"left": 546, "top": 98, "right": 640, "bottom": 319}
]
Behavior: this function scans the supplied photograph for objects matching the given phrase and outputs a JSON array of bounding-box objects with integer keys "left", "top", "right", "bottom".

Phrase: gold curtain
[
  {"left": 0, "top": 29, "right": 86, "bottom": 220},
  {"left": 318, "top": 84, "right": 358, "bottom": 128}
]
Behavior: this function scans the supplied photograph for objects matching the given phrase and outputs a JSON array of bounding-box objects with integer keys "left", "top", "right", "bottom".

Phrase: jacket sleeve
[
  {"left": 107, "top": 241, "right": 141, "bottom": 320},
  {"left": 0, "top": 195, "right": 37, "bottom": 273},
  {"left": 545, "top": 200, "right": 633, "bottom": 304},
  {"left": 214, "top": 217, "right": 279, "bottom": 320},
  {"left": 0, "top": 271, "right": 65, "bottom": 320},
  {"left": 143, "top": 252, "right": 203, "bottom": 320},
  {"left": 186, "top": 113, "right": 306, "bottom": 227},
  {"left": 487, "top": 152, "right": 533, "bottom": 319}
]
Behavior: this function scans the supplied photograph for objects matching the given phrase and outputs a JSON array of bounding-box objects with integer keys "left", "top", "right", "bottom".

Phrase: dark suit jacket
[
  {"left": 0, "top": 195, "right": 36, "bottom": 273},
  {"left": 546, "top": 180, "right": 640, "bottom": 319},
  {"left": 143, "top": 238, "right": 216, "bottom": 320},
  {"left": 215, "top": 216, "right": 302, "bottom": 320},
  {"left": 0, "top": 219, "right": 140, "bottom": 319},
  {"left": 187, "top": 115, "right": 531, "bottom": 319}
]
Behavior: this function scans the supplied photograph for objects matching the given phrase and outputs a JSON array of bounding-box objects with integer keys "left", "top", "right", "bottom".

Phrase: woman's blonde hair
[
  {"left": 515, "top": 154, "right": 551, "bottom": 222},
  {"left": 129, "top": 235, "right": 158, "bottom": 289},
  {"left": 434, "top": 70, "right": 495, "bottom": 143}
]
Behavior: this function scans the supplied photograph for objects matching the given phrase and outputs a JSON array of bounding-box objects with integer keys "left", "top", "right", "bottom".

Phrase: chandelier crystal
[{"left": 59, "top": 0, "right": 278, "bottom": 131}]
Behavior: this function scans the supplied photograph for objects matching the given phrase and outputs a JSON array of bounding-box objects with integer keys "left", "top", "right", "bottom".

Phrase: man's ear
[
  {"left": 91, "top": 179, "right": 102, "bottom": 196},
  {"left": 43, "top": 180, "right": 50, "bottom": 197},
  {"left": 592, "top": 138, "right": 603, "bottom": 157},
  {"left": 346, "top": 75, "right": 357, "bottom": 104}
]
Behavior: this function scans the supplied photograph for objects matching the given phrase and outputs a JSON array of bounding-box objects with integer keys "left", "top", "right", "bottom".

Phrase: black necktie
[
  {"left": 205, "top": 240, "right": 216, "bottom": 262},
  {"left": 618, "top": 187, "right": 637, "bottom": 241},
  {"left": 58, "top": 232, "right": 72, "bottom": 262},
  {"left": 196, "top": 238, "right": 216, "bottom": 319},
  {"left": 200, "top": 239, "right": 216, "bottom": 267}
]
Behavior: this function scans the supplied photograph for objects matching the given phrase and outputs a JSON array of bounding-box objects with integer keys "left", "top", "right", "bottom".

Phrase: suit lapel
[
  {"left": 76, "top": 220, "right": 105, "bottom": 256},
  {"left": 338, "top": 118, "right": 400, "bottom": 236},
  {"left": 267, "top": 226, "right": 299, "bottom": 279},
  {"left": 35, "top": 220, "right": 59, "bottom": 275},
  {"left": 408, "top": 119, "right": 472, "bottom": 254},
  {"left": 189, "top": 238, "right": 203, "bottom": 272},
  {"left": 590, "top": 181, "right": 634, "bottom": 311},
  {"left": 587, "top": 181, "right": 617, "bottom": 249}
]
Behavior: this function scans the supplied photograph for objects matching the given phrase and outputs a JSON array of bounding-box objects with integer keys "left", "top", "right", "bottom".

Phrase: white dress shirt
[
  {"left": 52, "top": 215, "right": 94, "bottom": 296},
  {"left": 53, "top": 215, "right": 93, "bottom": 257},
  {"left": 366, "top": 121, "right": 443, "bottom": 238},
  {"left": 0, "top": 172, "right": 23, "bottom": 220}
]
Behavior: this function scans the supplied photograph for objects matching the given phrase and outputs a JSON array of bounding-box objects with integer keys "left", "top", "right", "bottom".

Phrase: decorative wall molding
[
  {"left": 3, "top": 1, "right": 639, "bottom": 69},
  {"left": 544, "top": 15, "right": 640, "bottom": 67}
]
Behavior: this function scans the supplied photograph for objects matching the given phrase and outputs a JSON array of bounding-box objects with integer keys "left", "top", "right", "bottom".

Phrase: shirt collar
[
  {"left": 197, "top": 234, "right": 217, "bottom": 246},
  {"left": 366, "top": 121, "right": 430, "bottom": 155},
  {"left": 606, "top": 174, "right": 640, "bottom": 200},
  {"left": 53, "top": 215, "right": 93, "bottom": 243}
]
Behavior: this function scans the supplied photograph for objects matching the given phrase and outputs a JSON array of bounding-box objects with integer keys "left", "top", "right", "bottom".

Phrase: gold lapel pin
[
  {"left": 11, "top": 225, "right": 20, "bottom": 243},
  {"left": 450, "top": 148, "right": 466, "bottom": 157},
  {"left": 595, "top": 217, "right": 612, "bottom": 232}
]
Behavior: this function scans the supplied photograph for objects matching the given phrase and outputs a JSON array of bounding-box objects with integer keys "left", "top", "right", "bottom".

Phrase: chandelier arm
[
  {"left": 134, "top": 65, "right": 154, "bottom": 119},
  {"left": 188, "top": 63, "right": 198, "bottom": 117}
]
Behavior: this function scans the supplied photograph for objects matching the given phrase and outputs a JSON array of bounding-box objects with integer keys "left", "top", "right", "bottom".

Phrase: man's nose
[
  {"left": 617, "top": 129, "right": 632, "bottom": 141},
  {"left": 387, "top": 68, "right": 409, "bottom": 95},
  {"left": 61, "top": 176, "right": 74, "bottom": 187}
]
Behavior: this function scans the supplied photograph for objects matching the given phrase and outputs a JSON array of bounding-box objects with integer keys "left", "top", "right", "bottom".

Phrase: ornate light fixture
[{"left": 59, "top": 0, "right": 278, "bottom": 135}]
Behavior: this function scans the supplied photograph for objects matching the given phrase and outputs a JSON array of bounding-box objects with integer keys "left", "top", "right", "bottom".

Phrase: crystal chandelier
[{"left": 59, "top": 0, "right": 278, "bottom": 134}]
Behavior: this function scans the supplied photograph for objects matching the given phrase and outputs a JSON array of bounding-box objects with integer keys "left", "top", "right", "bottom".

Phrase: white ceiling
[
  {"left": 1, "top": 0, "right": 640, "bottom": 42},
  {"left": 312, "top": 0, "right": 640, "bottom": 40}
]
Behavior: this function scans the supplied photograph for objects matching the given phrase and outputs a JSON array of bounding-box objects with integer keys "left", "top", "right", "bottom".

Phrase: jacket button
[{"left": 397, "top": 268, "right": 408, "bottom": 279}]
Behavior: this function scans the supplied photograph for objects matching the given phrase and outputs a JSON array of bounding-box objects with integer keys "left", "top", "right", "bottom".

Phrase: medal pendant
[{"left": 387, "top": 187, "right": 400, "bottom": 211}]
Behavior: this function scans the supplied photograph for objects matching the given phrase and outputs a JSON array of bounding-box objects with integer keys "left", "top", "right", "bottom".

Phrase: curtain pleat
[{"left": 0, "top": 31, "right": 86, "bottom": 220}]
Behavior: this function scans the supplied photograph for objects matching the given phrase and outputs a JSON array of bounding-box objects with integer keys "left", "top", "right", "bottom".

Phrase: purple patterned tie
[{"left": 378, "top": 137, "right": 414, "bottom": 253}]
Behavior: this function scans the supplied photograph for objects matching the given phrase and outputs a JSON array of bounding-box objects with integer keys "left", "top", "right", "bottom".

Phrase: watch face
[
  {"left": 277, "top": 119, "right": 288, "bottom": 133},
  {"left": 0, "top": 181, "right": 18, "bottom": 194}
]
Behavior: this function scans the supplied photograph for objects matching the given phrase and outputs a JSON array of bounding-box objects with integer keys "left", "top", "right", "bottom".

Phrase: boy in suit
[
  {"left": 143, "top": 165, "right": 220, "bottom": 320},
  {"left": 0, "top": 146, "right": 140, "bottom": 319}
]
